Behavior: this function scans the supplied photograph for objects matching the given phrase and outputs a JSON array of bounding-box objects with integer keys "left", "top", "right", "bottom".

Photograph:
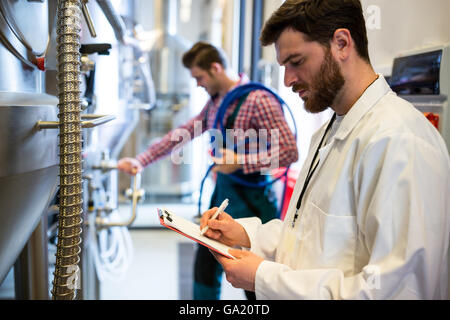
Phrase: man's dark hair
[
  {"left": 260, "top": 0, "right": 371, "bottom": 63},
  {"left": 182, "top": 42, "right": 228, "bottom": 70}
]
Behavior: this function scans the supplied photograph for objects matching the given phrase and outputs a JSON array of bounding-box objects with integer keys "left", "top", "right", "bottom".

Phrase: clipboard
[{"left": 157, "top": 208, "right": 236, "bottom": 259}]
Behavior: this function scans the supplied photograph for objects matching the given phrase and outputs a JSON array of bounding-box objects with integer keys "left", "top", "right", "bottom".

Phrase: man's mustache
[{"left": 292, "top": 83, "right": 309, "bottom": 93}]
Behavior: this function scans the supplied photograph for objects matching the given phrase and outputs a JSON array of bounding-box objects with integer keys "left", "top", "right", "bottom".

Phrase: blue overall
[{"left": 193, "top": 94, "right": 278, "bottom": 300}]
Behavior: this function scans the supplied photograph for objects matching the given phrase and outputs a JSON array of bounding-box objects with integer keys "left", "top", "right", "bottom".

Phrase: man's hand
[
  {"left": 200, "top": 208, "right": 251, "bottom": 248},
  {"left": 211, "top": 148, "right": 243, "bottom": 174},
  {"left": 212, "top": 249, "right": 264, "bottom": 292},
  {"left": 117, "top": 157, "right": 143, "bottom": 175}
]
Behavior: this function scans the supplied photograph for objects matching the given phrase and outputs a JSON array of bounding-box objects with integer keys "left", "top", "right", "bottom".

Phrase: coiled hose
[{"left": 51, "top": 0, "right": 84, "bottom": 300}]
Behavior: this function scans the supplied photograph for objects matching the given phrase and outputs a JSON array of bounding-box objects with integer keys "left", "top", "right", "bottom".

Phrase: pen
[{"left": 200, "top": 198, "right": 229, "bottom": 235}]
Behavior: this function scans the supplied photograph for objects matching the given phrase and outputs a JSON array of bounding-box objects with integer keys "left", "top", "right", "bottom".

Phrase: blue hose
[{"left": 198, "top": 83, "right": 298, "bottom": 217}]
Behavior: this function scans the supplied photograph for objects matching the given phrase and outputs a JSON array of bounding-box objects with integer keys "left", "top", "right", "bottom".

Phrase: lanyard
[{"left": 291, "top": 113, "right": 336, "bottom": 228}]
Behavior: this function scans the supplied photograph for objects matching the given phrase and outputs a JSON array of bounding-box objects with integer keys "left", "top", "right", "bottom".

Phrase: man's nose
[
  {"left": 284, "top": 67, "right": 298, "bottom": 88},
  {"left": 197, "top": 81, "right": 204, "bottom": 89}
]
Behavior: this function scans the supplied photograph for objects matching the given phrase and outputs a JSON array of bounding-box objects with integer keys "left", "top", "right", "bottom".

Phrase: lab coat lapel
[
  {"left": 282, "top": 127, "right": 327, "bottom": 224},
  {"left": 334, "top": 75, "right": 391, "bottom": 142}
]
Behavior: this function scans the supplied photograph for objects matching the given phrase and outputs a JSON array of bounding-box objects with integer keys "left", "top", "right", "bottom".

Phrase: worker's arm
[
  {"left": 117, "top": 157, "right": 144, "bottom": 175},
  {"left": 201, "top": 208, "right": 285, "bottom": 294},
  {"left": 205, "top": 214, "right": 283, "bottom": 292},
  {"left": 200, "top": 207, "right": 284, "bottom": 259},
  {"left": 117, "top": 101, "right": 211, "bottom": 176},
  {"left": 210, "top": 148, "right": 243, "bottom": 174}
]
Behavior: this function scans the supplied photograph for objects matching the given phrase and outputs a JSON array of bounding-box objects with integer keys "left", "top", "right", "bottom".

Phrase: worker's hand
[
  {"left": 211, "top": 148, "right": 243, "bottom": 174},
  {"left": 211, "top": 249, "right": 264, "bottom": 292},
  {"left": 117, "top": 157, "right": 143, "bottom": 176},
  {"left": 200, "top": 208, "right": 250, "bottom": 248}
]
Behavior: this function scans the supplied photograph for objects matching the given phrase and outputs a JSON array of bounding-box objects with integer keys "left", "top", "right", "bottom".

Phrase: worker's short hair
[
  {"left": 182, "top": 42, "right": 228, "bottom": 71},
  {"left": 260, "top": 0, "right": 371, "bottom": 63}
]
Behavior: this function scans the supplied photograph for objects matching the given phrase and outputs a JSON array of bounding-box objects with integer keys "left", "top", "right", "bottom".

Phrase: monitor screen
[{"left": 390, "top": 50, "right": 442, "bottom": 95}]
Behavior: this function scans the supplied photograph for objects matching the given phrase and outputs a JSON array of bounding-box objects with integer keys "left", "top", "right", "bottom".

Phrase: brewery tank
[
  {"left": 0, "top": 0, "right": 59, "bottom": 283},
  {"left": 138, "top": 0, "right": 195, "bottom": 198}
]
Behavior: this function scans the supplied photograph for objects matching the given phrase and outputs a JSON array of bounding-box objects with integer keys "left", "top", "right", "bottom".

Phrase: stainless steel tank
[
  {"left": 137, "top": 0, "right": 196, "bottom": 197},
  {"left": 0, "top": 0, "right": 58, "bottom": 283}
]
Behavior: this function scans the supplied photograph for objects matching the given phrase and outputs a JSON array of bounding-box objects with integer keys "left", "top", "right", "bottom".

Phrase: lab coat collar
[{"left": 334, "top": 75, "right": 391, "bottom": 141}]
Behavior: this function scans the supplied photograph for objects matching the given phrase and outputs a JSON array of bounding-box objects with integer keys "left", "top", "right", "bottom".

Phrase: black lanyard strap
[{"left": 291, "top": 113, "right": 336, "bottom": 227}]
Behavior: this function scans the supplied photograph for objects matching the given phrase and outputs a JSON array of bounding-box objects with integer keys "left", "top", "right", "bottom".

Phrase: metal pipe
[
  {"left": 251, "top": 0, "right": 263, "bottom": 81},
  {"left": 81, "top": 0, "right": 97, "bottom": 38},
  {"left": 96, "top": 0, "right": 126, "bottom": 44},
  {"left": 51, "top": 0, "right": 84, "bottom": 300},
  {"left": 238, "top": 0, "right": 246, "bottom": 74},
  {"left": 96, "top": 173, "right": 143, "bottom": 228},
  {"left": 36, "top": 114, "right": 116, "bottom": 130}
]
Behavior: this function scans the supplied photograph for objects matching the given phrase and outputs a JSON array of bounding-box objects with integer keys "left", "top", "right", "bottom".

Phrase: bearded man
[{"left": 200, "top": 0, "right": 450, "bottom": 300}]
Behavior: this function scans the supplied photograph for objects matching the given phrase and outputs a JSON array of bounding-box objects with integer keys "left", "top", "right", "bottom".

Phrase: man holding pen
[{"left": 200, "top": 0, "right": 450, "bottom": 300}]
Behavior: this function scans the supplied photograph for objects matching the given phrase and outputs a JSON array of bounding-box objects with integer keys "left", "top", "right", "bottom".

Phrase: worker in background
[
  {"left": 118, "top": 42, "right": 298, "bottom": 300},
  {"left": 202, "top": 0, "right": 450, "bottom": 299}
]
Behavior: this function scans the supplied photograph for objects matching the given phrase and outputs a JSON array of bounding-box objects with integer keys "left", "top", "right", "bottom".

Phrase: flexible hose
[
  {"left": 89, "top": 214, "right": 133, "bottom": 282},
  {"left": 51, "top": 0, "right": 84, "bottom": 300}
]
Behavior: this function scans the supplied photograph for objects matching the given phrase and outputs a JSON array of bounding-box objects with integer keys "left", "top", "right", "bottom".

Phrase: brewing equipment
[
  {"left": 136, "top": 0, "right": 196, "bottom": 198},
  {"left": 390, "top": 45, "right": 450, "bottom": 151},
  {"left": 0, "top": 0, "right": 58, "bottom": 287}
]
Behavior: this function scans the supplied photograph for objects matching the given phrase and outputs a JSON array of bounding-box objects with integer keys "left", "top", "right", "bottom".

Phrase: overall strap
[{"left": 225, "top": 93, "right": 250, "bottom": 130}]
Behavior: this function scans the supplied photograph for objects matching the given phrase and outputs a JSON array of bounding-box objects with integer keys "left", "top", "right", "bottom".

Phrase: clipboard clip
[
  {"left": 158, "top": 209, "right": 172, "bottom": 222},
  {"left": 164, "top": 210, "right": 173, "bottom": 222}
]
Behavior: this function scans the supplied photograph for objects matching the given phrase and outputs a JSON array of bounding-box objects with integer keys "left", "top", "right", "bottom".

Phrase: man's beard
[{"left": 293, "top": 49, "right": 345, "bottom": 113}]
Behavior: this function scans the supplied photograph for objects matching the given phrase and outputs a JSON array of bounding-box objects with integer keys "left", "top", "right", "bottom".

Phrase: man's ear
[
  {"left": 331, "top": 28, "right": 352, "bottom": 61},
  {"left": 209, "top": 62, "right": 224, "bottom": 75}
]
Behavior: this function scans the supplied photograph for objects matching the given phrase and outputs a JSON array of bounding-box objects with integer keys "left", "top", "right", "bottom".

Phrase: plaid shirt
[{"left": 136, "top": 74, "right": 298, "bottom": 174}]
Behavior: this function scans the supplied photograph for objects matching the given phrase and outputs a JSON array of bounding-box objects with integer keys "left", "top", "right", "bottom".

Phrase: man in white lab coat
[{"left": 200, "top": 0, "right": 450, "bottom": 299}]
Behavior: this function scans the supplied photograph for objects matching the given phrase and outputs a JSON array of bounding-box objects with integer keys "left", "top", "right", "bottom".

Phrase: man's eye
[{"left": 290, "top": 59, "right": 303, "bottom": 66}]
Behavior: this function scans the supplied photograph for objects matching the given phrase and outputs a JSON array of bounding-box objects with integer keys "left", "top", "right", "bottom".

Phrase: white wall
[
  {"left": 262, "top": 0, "right": 450, "bottom": 74},
  {"left": 362, "top": 0, "right": 450, "bottom": 74}
]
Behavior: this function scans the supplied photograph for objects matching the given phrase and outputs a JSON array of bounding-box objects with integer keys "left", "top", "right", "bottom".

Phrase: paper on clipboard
[{"left": 157, "top": 208, "right": 236, "bottom": 260}]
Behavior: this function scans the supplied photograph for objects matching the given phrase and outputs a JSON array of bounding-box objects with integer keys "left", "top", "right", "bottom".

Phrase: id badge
[
  {"left": 279, "top": 226, "right": 298, "bottom": 265},
  {"left": 282, "top": 227, "right": 297, "bottom": 254}
]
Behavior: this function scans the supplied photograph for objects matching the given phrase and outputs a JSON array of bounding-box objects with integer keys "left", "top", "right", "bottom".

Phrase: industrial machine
[
  {"left": 390, "top": 45, "right": 450, "bottom": 150},
  {"left": 0, "top": 0, "right": 243, "bottom": 300},
  {"left": 0, "top": 0, "right": 58, "bottom": 296},
  {"left": 0, "top": 0, "right": 152, "bottom": 300},
  {"left": 135, "top": 0, "right": 197, "bottom": 199}
]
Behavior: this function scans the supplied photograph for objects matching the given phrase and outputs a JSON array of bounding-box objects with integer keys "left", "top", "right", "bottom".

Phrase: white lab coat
[{"left": 238, "top": 76, "right": 450, "bottom": 300}]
